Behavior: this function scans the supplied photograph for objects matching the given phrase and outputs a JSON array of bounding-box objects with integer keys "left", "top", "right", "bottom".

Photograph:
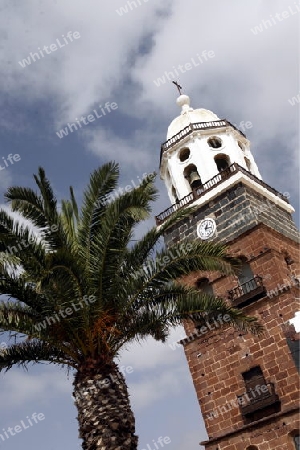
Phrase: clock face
[{"left": 197, "top": 218, "right": 216, "bottom": 240}]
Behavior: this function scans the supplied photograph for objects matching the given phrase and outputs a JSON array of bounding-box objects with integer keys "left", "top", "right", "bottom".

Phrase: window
[
  {"left": 287, "top": 334, "right": 300, "bottom": 373},
  {"left": 239, "top": 366, "right": 281, "bottom": 422},
  {"left": 242, "top": 366, "right": 265, "bottom": 390},
  {"left": 294, "top": 435, "right": 300, "bottom": 449},
  {"left": 228, "top": 260, "right": 266, "bottom": 308},
  {"left": 208, "top": 136, "right": 222, "bottom": 148},
  {"left": 196, "top": 278, "right": 213, "bottom": 296},
  {"left": 238, "top": 259, "right": 254, "bottom": 294},
  {"left": 179, "top": 147, "right": 190, "bottom": 162},
  {"left": 184, "top": 164, "right": 202, "bottom": 190},
  {"left": 284, "top": 254, "right": 295, "bottom": 266},
  {"left": 215, "top": 154, "right": 230, "bottom": 172},
  {"left": 246, "top": 446, "right": 258, "bottom": 450}
]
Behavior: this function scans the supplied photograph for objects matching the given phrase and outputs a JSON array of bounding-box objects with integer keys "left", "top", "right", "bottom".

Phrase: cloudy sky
[{"left": 0, "top": 0, "right": 299, "bottom": 449}]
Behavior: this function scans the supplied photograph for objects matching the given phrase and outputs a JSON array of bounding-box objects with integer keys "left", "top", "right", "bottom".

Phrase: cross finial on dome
[{"left": 172, "top": 80, "right": 182, "bottom": 95}]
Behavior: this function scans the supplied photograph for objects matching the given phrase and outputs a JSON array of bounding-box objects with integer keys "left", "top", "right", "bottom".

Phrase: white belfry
[{"left": 160, "top": 94, "right": 261, "bottom": 203}]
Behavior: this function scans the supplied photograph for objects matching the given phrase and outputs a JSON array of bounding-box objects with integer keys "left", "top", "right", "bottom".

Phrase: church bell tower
[{"left": 156, "top": 93, "right": 300, "bottom": 450}]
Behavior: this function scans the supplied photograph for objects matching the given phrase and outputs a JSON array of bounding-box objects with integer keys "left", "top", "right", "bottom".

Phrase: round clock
[{"left": 197, "top": 218, "right": 216, "bottom": 240}]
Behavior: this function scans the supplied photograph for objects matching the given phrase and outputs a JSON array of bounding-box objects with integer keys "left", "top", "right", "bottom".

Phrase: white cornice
[{"left": 189, "top": 172, "right": 294, "bottom": 214}]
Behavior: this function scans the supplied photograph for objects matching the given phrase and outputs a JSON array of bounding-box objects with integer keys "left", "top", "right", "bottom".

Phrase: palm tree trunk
[{"left": 73, "top": 362, "right": 138, "bottom": 450}]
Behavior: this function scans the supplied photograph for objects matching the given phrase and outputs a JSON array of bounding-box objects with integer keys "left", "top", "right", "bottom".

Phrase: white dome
[{"left": 167, "top": 95, "right": 220, "bottom": 140}]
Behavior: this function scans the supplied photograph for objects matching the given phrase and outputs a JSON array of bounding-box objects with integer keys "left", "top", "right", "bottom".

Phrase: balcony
[
  {"left": 227, "top": 275, "right": 267, "bottom": 308},
  {"left": 237, "top": 382, "right": 281, "bottom": 421},
  {"left": 155, "top": 163, "right": 289, "bottom": 225}
]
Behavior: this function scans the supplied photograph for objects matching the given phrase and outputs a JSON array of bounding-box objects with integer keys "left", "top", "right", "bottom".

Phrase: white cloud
[
  {"left": 0, "top": 369, "right": 71, "bottom": 408},
  {"left": 132, "top": 0, "right": 298, "bottom": 121},
  {"left": 0, "top": 0, "right": 171, "bottom": 125},
  {"left": 83, "top": 127, "right": 153, "bottom": 170},
  {"left": 116, "top": 328, "right": 189, "bottom": 411},
  {"left": 119, "top": 326, "right": 186, "bottom": 372},
  {"left": 128, "top": 366, "right": 189, "bottom": 411}
]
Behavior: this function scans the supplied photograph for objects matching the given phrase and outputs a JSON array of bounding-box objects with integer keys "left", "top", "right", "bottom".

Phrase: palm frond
[
  {"left": 128, "top": 240, "right": 240, "bottom": 307},
  {"left": 151, "top": 283, "right": 263, "bottom": 335},
  {"left": 5, "top": 168, "right": 65, "bottom": 249},
  {"left": 0, "top": 301, "right": 39, "bottom": 335},
  {"left": 0, "top": 209, "right": 47, "bottom": 277},
  {"left": 4, "top": 186, "right": 47, "bottom": 229},
  {"left": 60, "top": 187, "right": 79, "bottom": 248},
  {"left": 0, "top": 340, "right": 75, "bottom": 372},
  {"left": 78, "top": 162, "right": 119, "bottom": 249},
  {"left": 88, "top": 174, "right": 158, "bottom": 310}
]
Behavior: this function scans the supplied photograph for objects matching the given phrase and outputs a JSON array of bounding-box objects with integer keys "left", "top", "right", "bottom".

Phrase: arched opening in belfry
[
  {"left": 184, "top": 164, "right": 202, "bottom": 190},
  {"left": 171, "top": 185, "right": 179, "bottom": 203},
  {"left": 214, "top": 154, "right": 230, "bottom": 172},
  {"left": 208, "top": 136, "right": 222, "bottom": 148},
  {"left": 179, "top": 147, "right": 190, "bottom": 162},
  {"left": 244, "top": 157, "right": 251, "bottom": 171},
  {"left": 238, "top": 141, "right": 245, "bottom": 151}
]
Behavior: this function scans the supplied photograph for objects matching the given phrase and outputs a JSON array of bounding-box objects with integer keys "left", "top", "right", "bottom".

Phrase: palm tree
[{"left": 0, "top": 162, "right": 262, "bottom": 449}]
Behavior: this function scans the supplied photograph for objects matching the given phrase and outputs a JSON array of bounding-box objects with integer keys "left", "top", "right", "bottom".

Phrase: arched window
[
  {"left": 238, "top": 141, "right": 245, "bottom": 151},
  {"left": 196, "top": 277, "right": 213, "bottom": 296},
  {"left": 246, "top": 446, "right": 259, "bottom": 450},
  {"left": 184, "top": 164, "right": 202, "bottom": 190},
  {"left": 244, "top": 157, "right": 251, "bottom": 171},
  {"left": 208, "top": 136, "right": 222, "bottom": 148},
  {"left": 179, "top": 147, "right": 190, "bottom": 162},
  {"left": 171, "top": 185, "right": 179, "bottom": 203},
  {"left": 194, "top": 278, "right": 213, "bottom": 326},
  {"left": 214, "top": 154, "right": 230, "bottom": 172}
]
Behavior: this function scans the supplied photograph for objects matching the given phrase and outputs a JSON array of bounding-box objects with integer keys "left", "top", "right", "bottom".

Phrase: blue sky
[{"left": 0, "top": 0, "right": 299, "bottom": 449}]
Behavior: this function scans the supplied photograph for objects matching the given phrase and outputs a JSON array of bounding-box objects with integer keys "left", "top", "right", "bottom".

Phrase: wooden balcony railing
[
  {"left": 237, "top": 382, "right": 280, "bottom": 417},
  {"left": 227, "top": 275, "right": 266, "bottom": 307}
]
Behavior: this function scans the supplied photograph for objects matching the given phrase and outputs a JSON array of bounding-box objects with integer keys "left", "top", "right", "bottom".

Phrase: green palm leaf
[{"left": 0, "top": 340, "right": 75, "bottom": 372}]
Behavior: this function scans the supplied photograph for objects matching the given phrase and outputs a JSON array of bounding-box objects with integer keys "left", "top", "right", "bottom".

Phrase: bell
[{"left": 189, "top": 170, "right": 202, "bottom": 189}]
